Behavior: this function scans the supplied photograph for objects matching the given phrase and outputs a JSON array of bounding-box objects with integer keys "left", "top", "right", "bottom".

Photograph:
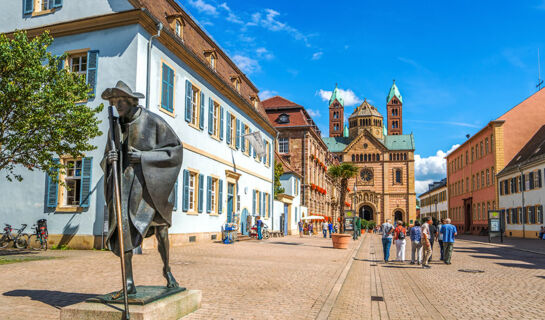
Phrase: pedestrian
[
  {"left": 428, "top": 219, "right": 437, "bottom": 261},
  {"left": 381, "top": 219, "right": 394, "bottom": 263},
  {"left": 353, "top": 217, "right": 361, "bottom": 240},
  {"left": 394, "top": 220, "right": 407, "bottom": 262},
  {"left": 421, "top": 217, "right": 432, "bottom": 268},
  {"left": 440, "top": 218, "right": 458, "bottom": 265},
  {"left": 410, "top": 220, "right": 422, "bottom": 264},
  {"left": 539, "top": 226, "right": 545, "bottom": 240},
  {"left": 308, "top": 223, "right": 313, "bottom": 237},
  {"left": 256, "top": 216, "right": 263, "bottom": 240},
  {"left": 328, "top": 221, "right": 333, "bottom": 238},
  {"left": 322, "top": 220, "right": 328, "bottom": 238},
  {"left": 438, "top": 218, "right": 445, "bottom": 260},
  {"left": 298, "top": 220, "right": 304, "bottom": 237}
]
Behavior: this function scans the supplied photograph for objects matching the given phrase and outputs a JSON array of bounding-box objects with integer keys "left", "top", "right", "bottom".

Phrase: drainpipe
[
  {"left": 518, "top": 165, "right": 525, "bottom": 238},
  {"left": 146, "top": 23, "right": 163, "bottom": 109}
]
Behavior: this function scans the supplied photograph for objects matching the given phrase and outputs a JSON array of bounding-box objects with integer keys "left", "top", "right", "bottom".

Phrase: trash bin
[{"left": 222, "top": 225, "right": 235, "bottom": 244}]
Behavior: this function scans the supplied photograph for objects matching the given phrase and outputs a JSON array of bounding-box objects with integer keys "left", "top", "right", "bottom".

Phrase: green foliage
[
  {"left": 0, "top": 31, "right": 103, "bottom": 182},
  {"left": 328, "top": 163, "right": 358, "bottom": 233},
  {"left": 273, "top": 161, "right": 285, "bottom": 199},
  {"left": 50, "top": 244, "right": 69, "bottom": 250},
  {"left": 367, "top": 220, "right": 376, "bottom": 230}
]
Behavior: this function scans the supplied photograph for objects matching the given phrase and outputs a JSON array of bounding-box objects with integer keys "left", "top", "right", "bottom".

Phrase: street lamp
[
  {"left": 435, "top": 198, "right": 438, "bottom": 220},
  {"left": 518, "top": 165, "right": 525, "bottom": 239}
]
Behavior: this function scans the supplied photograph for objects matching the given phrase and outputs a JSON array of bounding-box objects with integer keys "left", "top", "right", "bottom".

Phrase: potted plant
[
  {"left": 328, "top": 163, "right": 358, "bottom": 249},
  {"left": 361, "top": 219, "right": 368, "bottom": 234}
]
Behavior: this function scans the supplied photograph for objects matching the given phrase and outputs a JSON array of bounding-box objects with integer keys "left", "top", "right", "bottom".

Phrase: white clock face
[{"left": 360, "top": 169, "right": 373, "bottom": 181}]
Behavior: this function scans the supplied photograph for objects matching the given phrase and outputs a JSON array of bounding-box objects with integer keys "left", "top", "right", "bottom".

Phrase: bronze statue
[{"left": 101, "top": 81, "right": 183, "bottom": 296}]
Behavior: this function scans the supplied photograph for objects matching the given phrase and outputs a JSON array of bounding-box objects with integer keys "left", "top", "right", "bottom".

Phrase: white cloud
[
  {"left": 188, "top": 0, "right": 218, "bottom": 16},
  {"left": 317, "top": 88, "right": 363, "bottom": 107},
  {"left": 247, "top": 9, "right": 310, "bottom": 46},
  {"left": 259, "top": 90, "right": 277, "bottom": 100},
  {"left": 256, "top": 47, "right": 274, "bottom": 60},
  {"left": 232, "top": 55, "right": 260, "bottom": 74},
  {"left": 219, "top": 2, "right": 243, "bottom": 24},
  {"left": 311, "top": 52, "right": 323, "bottom": 60},
  {"left": 414, "top": 144, "right": 460, "bottom": 195},
  {"left": 416, "top": 179, "right": 435, "bottom": 195},
  {"left": 307, "top": 109, "right": 321, "bottom": 118}
]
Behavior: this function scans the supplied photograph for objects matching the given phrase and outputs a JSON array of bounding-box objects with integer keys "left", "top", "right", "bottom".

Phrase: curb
[
  {"left": 458, "top": 238, "right": 545, "bottom": 256},
  {"left": 315, "top": 233, "right": 365, "bottom": 320}
]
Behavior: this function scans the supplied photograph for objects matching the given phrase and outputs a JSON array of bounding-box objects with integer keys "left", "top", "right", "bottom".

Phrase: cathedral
[{"left": 323, "top": 82, "right": 417, "bottom": 224}]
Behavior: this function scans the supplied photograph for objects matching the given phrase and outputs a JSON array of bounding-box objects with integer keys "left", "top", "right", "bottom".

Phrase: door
[
  {"left": 227, "top": 183, "right": 234, "bottom": 223},
  {"left": 283, "top": 204, "right": 289, "bottom": 236},
  {"left": 241, "top": 208, "right": 248, "bottom": 235},
  {"left": 463, "top": 198, "right": 472, "bottom": 232}
]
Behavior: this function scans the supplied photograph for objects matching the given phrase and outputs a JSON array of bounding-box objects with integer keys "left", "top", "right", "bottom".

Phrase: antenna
[{"left": 538, "top": 48, "right": 543, "bottom": 91}]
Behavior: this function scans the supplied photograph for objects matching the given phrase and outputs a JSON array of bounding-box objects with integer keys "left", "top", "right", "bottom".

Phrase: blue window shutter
[
  {"left": 218, "top": 179, "right": 223, "bottom": 214},
  {"left": 267, "top": 193, "right": 270, "bottom": 218},
  {"left": 184, "top": 80, "right": 192, "bottom": 122},
  {"left": 226, "top": 112, "right": 231, "bottom": 145},
  {"left": 86, "top": 51, "right": 99, "bottom": 98},
  {"left": 53, "top": 0, "right": 63, "bottom": 8},
  {"left": 260, "top": 192, "right": 264, "bottom": 216},
  {"left": 198, "top": 174, "right": 204, "bottom": 213},
  {"left": 252, "top": 190, "right": 256, "bottom": 215},
  {"left": 249, "top": 128, "right": 253, "bottom": 156},
  {"left": 24, "top": 0, "right": 33, "bottom": 14},
  {"left": 235, "top": 119, "right": 240, "bottom": 149},
  {"left": 46, "top": 160, "right": 60, "bottom": 208},
  {"left": 219, "top": 106, "right": 224, "bottom": 140},
  {"left": 538, "top": 169, "right": 542, "bottom": 188},
  {"left": 199, "top": 92, "right": 205, "bottom": 129},
  {"left": 268, "top": 140, "right": 271, "bottom": 165},
  {"left": 167, "top": 67, "right": 174, "bottom": 112},
  {"left": 206, "top": 176, "right": 212, "bottom": 213},
  {"left": 241, "top": 124, "right": 246, "bottom": 153},
  {"left": 262, "top": 139, "right": 266, "bottom": 162},
  {"left": 79, "top": 157, "right": 93, "bottom": 208},
  {"left": 162, "top": 64, "right": 169, "bottom": 111},
  {"left": 182, "top": 170, "right": 189, "bottom": 212},
  {"left": 208, "top": 98, "right": 213, "bottom": 135},
  {"left": 173, "top": 179, "right": 178, "bottom": 211},
  {"left": 57, "top": 57, "right": 65, "bottom": 71}
]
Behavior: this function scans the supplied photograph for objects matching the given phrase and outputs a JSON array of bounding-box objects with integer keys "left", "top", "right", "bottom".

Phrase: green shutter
[
  {"left": 184, "top": 80, "right": 192, "bottom": 122},
  {"left": 79, "top": 157, "right": 93, "bottom": 208},
  {"left": 235, "top": 119, "right": 240, "bottom": 149},
  {"left": 86, "top": 51, "right": 99, "bottom": 98},
  {"left": 46, "top": 160, "right": 60, "bottom": 208},
  {"left": 53, "top": 0, "right": 63, "bottom": 8},
  {"left": 199, "top": 92, "right": 205, "bottom": 129},
  {"left": 219, "top": 106, "right": 224, "bottom": 140},
  {"left": 218, "top": 179, "right": 223, "bottom": 214},
  {"left": 182, "top": 170, "right": 189, "bottom": 212},
  {"left": 23, "top": 0, "right": 33, "bottom": 14},
  {"left": 198, "top": 174, "right": 204, "bottom": 213},
  {"left": 206, "top": 176, "right": 212, "bottom": 213},
  {"left": 173, "top": 179, "right": 178, "bottom": 211},
  {"left": 208, "top": 98, "right": 213, "bottom": 135},
  {"left": 226, "top": 112, "right": 231, "bottom": 145}
]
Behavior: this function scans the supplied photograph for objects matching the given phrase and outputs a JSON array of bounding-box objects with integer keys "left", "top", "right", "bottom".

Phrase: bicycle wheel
[
  {"left": 42, "top": 238, "right": 48, "bottom": 251},
  {"left": 15, "top": 234, "right": 28, "bottom": 249},
  {"left": 27, "top": 234, "right": 40, "bottom": 250},
  {"left": 0, "top": 235, "right": 10, "bottom": 248}
]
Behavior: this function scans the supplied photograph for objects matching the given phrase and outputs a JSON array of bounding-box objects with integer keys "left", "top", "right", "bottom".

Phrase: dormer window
[
  {"left": 230, "top": 75, "right": 241, "bottom": 92},
  {"left": 204, "top": 49, "right": 218, "bottom": 71},
  {"left": 175, "top": 20, "right": 181, "bottom": 37},
  {"left": 277, "top": 113, "right": 290, "bottom": 124},
  {"left": 250, "top": 95, "right": 259, "bottom": 108},
  {"left": 166, "top": 14, "right": 185, "bottom": 40}
]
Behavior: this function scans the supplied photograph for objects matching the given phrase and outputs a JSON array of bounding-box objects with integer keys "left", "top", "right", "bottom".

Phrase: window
[
  {"left": 480, "top": 141, "right": 483, "bottom": 157},
  {"left": 209, "top": 100, "right": 220, "bottom": 137},
  {"left": 207, "top": 177, "right": 219, "bottom": 214},
  {"left": 61, "top": 49, "right": 98, "bottom": 98},
  {"left": 182, "top": 170, "right": 204, "bottom": 214},
  {"left": 279, "top": 137, "right": 289, "bottom": 153},
  {"left": 471, "top": 147, "right": 474, "bottom": 162},
  {"left": 61, "top": 159, "right": 82, "bottom": 206},
  {"left": 191, "top": 86, "right": 200, "bottom": 126},
  {"left": 395, "top": 169, "right": 402, "bottom": 184},
  {"left": 210, "top": 54, "right": 216, "bottom": 70},
  {"left": 45, "top": 157, "right": 93, "bottom": 210},
  {"left": 175, "top": 20, "right": 182, "bottom": 37},
  {"left": 243, "top": 124, "right": 250, "bottom": 155},
  {"left": 476, "top": 173, "right": 480, "bottom": 189},
  {"left": 265, "top": 140, "right": 271, "bottom": 166},
  {"left": 229, "top": 113, "right": 236, "bottom": 148},
  {"left": 491, "top": 167, "right": 495, "bottom": 184},
  {"left": 188, "top": 172, "right": 196, "bottom": 212},
  {"left": 70, "top": 54, "right": 87, "bottom": 77},
  {"left": 161, "top": 63, "right": 175, "bottom": 114},
  {"left": 24, "top": 0, "right": 62, "bottom": 16},
  {"left": 231, "top": 76, "right": 241, "bottom": 92},
  {"left": 485, "top": 138, "right": 489, "bottom": 154},
  {"left": 529, "top": 206, "right": 536, "bottom": 224},
  {"left": 486, "top": 169, "right": 490, "bottom": 186},
  {"left": 481, "top": 171, "right": 484, "bottom": 187}
]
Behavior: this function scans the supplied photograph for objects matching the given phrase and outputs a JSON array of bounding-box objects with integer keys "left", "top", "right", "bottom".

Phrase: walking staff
[{"left": 108, "top": 105, "right": 130, "bottom": 319}]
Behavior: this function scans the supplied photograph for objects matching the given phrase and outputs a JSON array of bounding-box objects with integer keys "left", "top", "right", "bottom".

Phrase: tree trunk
[{"left": 338, "top": 178, "right": 348, "bottom": 233}]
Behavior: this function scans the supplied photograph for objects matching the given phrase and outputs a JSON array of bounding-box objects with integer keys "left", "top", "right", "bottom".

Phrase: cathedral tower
[
  {"left": 329, "top": 84, "right": 344, "bottom": 137},
  {"left": 386, "top": 81, "right": 403, "bottom": 135}
]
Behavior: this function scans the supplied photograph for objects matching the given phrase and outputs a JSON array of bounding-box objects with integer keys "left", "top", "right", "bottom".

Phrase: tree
[
  {"left": 273, "top": 161, "right": 285, "bottom": 199},
  {"left": 0, "top": 31, "right": 103, "bottom": 181},
  {"left": 328, "top": 163, "right": 358, "bottom": 233}
]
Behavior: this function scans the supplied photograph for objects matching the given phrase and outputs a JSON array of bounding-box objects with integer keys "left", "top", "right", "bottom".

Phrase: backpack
[{"left": 398, "top": 228, "right": 406, "bottom": 240}]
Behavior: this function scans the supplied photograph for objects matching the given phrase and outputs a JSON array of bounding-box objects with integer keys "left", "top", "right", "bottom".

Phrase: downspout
[{"left": 145, "top": 23, "right": 163, "bottom": 109}]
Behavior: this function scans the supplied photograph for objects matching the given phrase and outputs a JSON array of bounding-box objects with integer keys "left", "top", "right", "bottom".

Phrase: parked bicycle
[
  {"left": 27, "top": 219, "right": 48, "bottom": 251},
  {"left": 0, "top": 224, "right": 28, "bottom": 249}
]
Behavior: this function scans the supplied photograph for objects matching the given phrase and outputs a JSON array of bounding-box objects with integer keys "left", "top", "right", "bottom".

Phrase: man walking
[
  {"left": 328, "top": 221, "right": 333, "bottom": 238},
  {"left": 440, "top": 218, "right": 457, "bottom": 264},
  {"left": 428, "top": 219, "right": 437, "bottom": 261},
  {"left": 256, "top": 216, "right": 263, "bottom": 240},
  {"left": 438, "top": 218, "right": 445, "bottom": 260},
  {"left": 353, "top": 217, "right": 361, "bottom": 240},
  {"left": 410, "top": 220, "right": 422, "bottom": 264},
  {"left": 421, "top": 217, "right": 432, "bottom": 268},
  {"left": 381, "top": 219, "right": 394, "bottom": 263},
  {"left": 322, "top": 220, "right": 328, "bottom": 238},
  {"left": 298, "top": 220, "right": 304, "bottom": 237}
]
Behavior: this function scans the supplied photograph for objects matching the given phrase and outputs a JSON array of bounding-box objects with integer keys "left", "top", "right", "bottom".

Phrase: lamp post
[
  {"left": 518, "top": 165, "right": 526, "bottom": 239},
  {"left": 435, "top": 198, "right": 438, "bottom": 220}
]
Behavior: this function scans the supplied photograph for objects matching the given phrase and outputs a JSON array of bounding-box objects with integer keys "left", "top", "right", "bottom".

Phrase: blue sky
[{"left": 178, "top": 0, "right": 545, "bottom": 193}]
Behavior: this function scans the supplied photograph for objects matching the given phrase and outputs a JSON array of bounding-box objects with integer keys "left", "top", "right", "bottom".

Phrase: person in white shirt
[
  {"left": 421, "top": 217, "right": 432, "bottom": 268},
  {"left": 438, "top": 219, "right": 445, "bottom": 261},
  {"left": 322, "top": 221, "right": 328, "bottom": 238}
]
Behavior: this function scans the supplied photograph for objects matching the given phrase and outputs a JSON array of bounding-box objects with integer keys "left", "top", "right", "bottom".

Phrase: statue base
[{"left": 60, "top": 286, "right": 201, "bottom": 320}]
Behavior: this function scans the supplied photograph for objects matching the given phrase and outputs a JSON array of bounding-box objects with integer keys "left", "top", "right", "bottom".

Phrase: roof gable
[
  {"left": 500, "top": 125, "right": 545, "bottom": 174},
  {"left": 262, "top": 96, "right": 302, "bottom": 109},
  {"left": 344, "top": 130, "right": 388, "bottom": 153}
]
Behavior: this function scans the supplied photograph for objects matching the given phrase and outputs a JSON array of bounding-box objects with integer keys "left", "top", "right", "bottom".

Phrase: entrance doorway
[
  {"left": 359, "top": 205, "right": 374, "bottom": 221},
  {"left": 394, "top": 210, "right": 403, "bottom": 222},
  {"left": 464, "top": 198, "right": 472, "bottom": 232},
  {"left": 227, "top": 183, "right": 234, "bottom": 223},
  {"left": 241, "top": 208, "right": 249, "bottom": 235}
]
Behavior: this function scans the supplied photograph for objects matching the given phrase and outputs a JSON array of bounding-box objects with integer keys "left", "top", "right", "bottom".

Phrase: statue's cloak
[{"left": 102, "top": 107, "right": 183, "bottom": 255}]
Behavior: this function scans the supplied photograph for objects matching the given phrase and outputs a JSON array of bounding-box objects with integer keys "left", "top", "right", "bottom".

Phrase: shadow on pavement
[
  {"left": 455, "top": 245, "right": 545, "bottom": 270},
  {"left": 381, "top": 265, "right": 422, "bottom": 269},
  {"left": 0, "top": 249, "right": 39, "bottom": 256},
  {"left": 3, "top": 290, "right": 98, "bottom": 309}
]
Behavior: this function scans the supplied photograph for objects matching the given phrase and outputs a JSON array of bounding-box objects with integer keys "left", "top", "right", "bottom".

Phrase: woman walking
[
  {"left": 410, "top": 220, "right": 422, "bottom": 264},
  {"left": 394, "top": 220, "right": 407, "bottom": 262}
]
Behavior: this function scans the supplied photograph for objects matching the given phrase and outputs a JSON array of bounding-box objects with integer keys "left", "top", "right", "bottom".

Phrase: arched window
[
  {"left": 403, "top": 153, "right": 407, "bottom": 160},
  {"left": 376, "top": 153, "right": 380, "bottom": 161},
  {"left": 395, "top": 169, "right": 402, "bottom": 184},
  {"left": 364, "top": 154, "right": 367, "bottom": 162},
  {"left": 352, "top": 154, "right": 355, "bottom": 162},
  {"left": 356, "top": 154, "right": 359, "bottom": 162},
  {"left": 372, "top": 154, "right": 375, "bottom": 161}
]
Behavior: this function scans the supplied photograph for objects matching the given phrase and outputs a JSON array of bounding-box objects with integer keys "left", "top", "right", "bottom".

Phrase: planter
[{"left": 331, "top": 234, "right": 352, "bottom": 249}]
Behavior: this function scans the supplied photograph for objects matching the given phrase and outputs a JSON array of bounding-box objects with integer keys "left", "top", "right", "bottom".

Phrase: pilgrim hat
[{"left": 101, "top": 81, "right": 145, "bottom": 100}]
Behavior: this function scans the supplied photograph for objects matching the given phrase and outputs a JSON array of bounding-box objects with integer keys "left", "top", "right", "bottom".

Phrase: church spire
[
  {"left": 329, "top": 83, "right": 344, "bottom": 106},
  {"left": 387, "top": 80, "right": 403, "bottom": 104}
]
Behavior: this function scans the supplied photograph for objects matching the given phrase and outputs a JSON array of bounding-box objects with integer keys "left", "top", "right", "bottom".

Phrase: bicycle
[
  {"left": 27, "top": 219, "right": 48, "bottom": 251},
  {"left": 0, "top": 224, "right": 28, "bottom": 249}
]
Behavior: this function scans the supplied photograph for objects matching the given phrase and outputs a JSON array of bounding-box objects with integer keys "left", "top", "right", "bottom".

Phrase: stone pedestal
[{"left": 60, "top": 288, "right": 201, "bottom": 320}]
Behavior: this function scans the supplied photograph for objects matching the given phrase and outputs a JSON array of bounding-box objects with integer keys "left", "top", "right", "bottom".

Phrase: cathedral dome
[{"left": 349, "top": 99, "right": 383, "bottom": 118}]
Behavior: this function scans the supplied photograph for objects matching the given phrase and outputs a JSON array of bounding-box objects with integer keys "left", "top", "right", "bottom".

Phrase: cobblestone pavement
[
  {"left": 329, "top": 233, "right": 545, "bottom": 320},
  {"left": 458, "top": 234, "right": 545, "bottom": 255},
  {"left": 0, "top": 235, "right": 357, "bottom": 320}
]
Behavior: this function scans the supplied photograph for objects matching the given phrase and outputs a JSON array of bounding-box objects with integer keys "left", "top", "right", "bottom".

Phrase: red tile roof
[{"left": 262, "top": 96, "right": 302, "bottom": 109}]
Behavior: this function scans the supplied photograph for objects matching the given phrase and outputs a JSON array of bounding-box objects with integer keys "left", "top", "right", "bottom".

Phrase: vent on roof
[{"left": 277, "top": 113, "right": 290, "bottom": 124}]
